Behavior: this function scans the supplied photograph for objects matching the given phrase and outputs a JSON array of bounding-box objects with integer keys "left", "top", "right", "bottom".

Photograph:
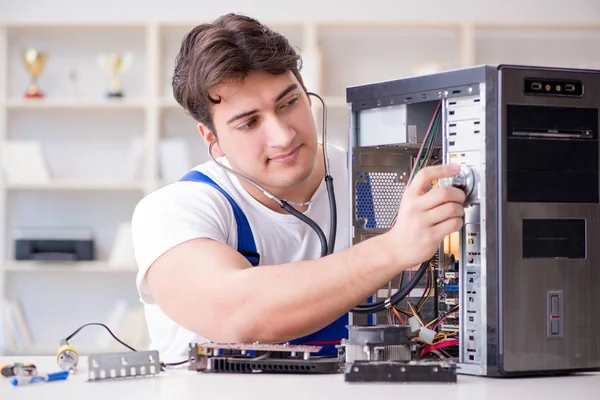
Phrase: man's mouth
[{"left": 270, "top": 145, "right": 301, "bottom": 162}]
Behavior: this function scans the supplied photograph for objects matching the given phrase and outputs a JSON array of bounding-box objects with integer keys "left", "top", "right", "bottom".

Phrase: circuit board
[
  {"left": 192, "top": 343, "right": 322, "bottom": 353},
  {"left": 437, "top": 258, "right": 460, "bottom": 333},
  {"left": 188, "top": 343, "right": 340, "bottom": 374}
]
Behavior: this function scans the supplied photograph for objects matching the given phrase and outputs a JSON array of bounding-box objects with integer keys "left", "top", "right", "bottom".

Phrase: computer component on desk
[
  {"left": 340, "top": 325, "right": 414, "bottom": 363},
  {"left": 339, "top": 325, "right": 457, "bottom": 383},
  {"left": 345, "top": 64, "right": 600, "bottom": 377},
  {"left": 344, "top": 360, "right": 457, "bottom": 383},
  {"left": 187, "top": 343, "right": 341, "bottom": 374},
  {"left": 87, "top": 350, "right": 161, "bottom": 381}
]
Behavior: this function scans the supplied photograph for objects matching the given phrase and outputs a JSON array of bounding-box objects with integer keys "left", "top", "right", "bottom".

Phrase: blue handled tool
[{"left": 10, "top": 370, "right": 69, "bottom": 386}]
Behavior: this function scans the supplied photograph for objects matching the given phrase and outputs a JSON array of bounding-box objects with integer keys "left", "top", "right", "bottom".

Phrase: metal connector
[{"left": 438, "top": 164, "right": 474, "bottom": 197}]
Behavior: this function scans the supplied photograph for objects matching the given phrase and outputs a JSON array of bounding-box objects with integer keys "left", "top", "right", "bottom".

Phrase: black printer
[{"left": 13, "top": 228, "right": 94, "bottom": 261}]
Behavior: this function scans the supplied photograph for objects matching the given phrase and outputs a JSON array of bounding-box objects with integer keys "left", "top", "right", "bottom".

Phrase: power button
[{"left": 547, "top": 291, "right": 563, "bottom": 339}]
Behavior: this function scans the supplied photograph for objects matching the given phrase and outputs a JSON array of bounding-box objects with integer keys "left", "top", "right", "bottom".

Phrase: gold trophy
[
  {"left": 97, "top": 53, "right": 134, "bottom": 98},
  {"left": 23, "top": 49, "right": 48, "bottom": 98}
]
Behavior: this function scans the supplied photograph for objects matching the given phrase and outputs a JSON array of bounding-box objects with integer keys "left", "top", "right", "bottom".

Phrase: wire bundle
[
  {"left": 392, "top": 100, "right": 442, "bottom": 226},
  {"left": 352, "top": 101, "right": 443, "bottom": 315},
  {"left": 353, "top": 100, "right": 459, "bottom": 359}
]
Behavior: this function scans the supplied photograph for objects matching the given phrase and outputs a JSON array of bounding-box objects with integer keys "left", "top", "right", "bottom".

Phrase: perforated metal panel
[
  {"left": 353, "top": 145, "right": 441, "bottom": 244},
  {"left": 356, "top": 171, "right": 407, "bottom": 230}
]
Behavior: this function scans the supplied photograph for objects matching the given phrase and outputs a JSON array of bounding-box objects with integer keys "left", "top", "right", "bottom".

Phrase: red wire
[
  {"left": 420, "top": 339, "right": 459, "bottom": 359},
  {"left": 301, "top": 340, "right": 341, "bottom": 345},
  {"left": 392, "top": 307, "right": 404, "bottom": 325},
  {"left": 432, "top": 307, "right": 459, "bottom": 330},
  {"left": 407, "top": 101, "right": 441, "bottom": 184}
]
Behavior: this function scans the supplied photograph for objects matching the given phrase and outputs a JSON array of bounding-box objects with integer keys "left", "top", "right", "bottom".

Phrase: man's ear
[
  {"left": 198, "top": 123, "right": 224, "bottom": 157},
  {"left": 297, "top": 73, "right": 312, "bottom": 107}
]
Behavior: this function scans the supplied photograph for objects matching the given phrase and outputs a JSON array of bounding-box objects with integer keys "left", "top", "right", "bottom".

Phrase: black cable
[
  {"left": 351, "top": 260, "right": 430, "bottom": 314},
  {"left": 324, "top": 175, "right": 337, "bottom": 255},
  {"left": 281, "top": 201, "right": 328, "bottom": 257},
  {"left": 63, "top": 322, "right": 190, "bottom": 370},
  {"left": 65, "top": 322, "right": 137, "bottom": 352},
  {"left": 398, "top": 269, "right": 405, "bottom": 295},
  {"left": 163, "top": 359, "right": 189, "bottom": 367}
]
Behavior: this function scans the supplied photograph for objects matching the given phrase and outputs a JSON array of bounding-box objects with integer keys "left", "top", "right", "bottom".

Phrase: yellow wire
[
  {"left": 417, "top": 263, "right": 435, "bottom": 312},
  {"left": 393, "top": 306, "right": 412, "bottom": 316},
  {"left": 407, "top": 302, "right": 425, "bottom": 326},
  {"left": 425, "top": 317, "right": 438, "bottom": 328}
]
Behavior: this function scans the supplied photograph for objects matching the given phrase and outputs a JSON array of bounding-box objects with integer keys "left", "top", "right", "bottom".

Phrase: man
[{"left": 131, "top": 13, "right": 465, "bottom": 362}]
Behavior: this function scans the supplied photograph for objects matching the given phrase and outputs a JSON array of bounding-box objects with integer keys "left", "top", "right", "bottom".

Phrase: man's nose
[{"left": 265, "top": 116, "right": 295, "bottom": 148}]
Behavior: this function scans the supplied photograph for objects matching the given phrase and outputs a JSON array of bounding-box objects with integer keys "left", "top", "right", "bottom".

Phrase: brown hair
[{"left": 172, "top": 13, "right": 305, "bottom": 134}]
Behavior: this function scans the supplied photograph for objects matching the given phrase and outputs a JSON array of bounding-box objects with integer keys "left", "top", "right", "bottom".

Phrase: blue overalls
[{"left": 180, "top": 170, "right": 348, "bottom": 356}]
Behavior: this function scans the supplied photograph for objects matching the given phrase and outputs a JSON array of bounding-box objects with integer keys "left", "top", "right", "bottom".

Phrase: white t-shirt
[{"left": 131, "top": 144, "right": 351, "bottom": 362}]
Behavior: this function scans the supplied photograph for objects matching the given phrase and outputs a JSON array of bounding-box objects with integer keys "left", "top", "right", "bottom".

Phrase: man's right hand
[{"left": 385, "top": 163, "right": 467, "bottom": 269}]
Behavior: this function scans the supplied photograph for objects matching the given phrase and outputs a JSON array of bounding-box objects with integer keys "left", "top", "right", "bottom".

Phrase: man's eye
[
  {"left": 282, "top": 97, "right": 298, "bottom": 108},
  {"left": 238, "top": 118, "right": 257, "bottom": 131}
]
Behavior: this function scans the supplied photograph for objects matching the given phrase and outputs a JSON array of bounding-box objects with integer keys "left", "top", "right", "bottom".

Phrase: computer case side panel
[
  {"left": 483, "top": 65, "right": 502, "bottom": 377},
  {"left": 497, "top": 65, "right": 600, "bottom": 375}
]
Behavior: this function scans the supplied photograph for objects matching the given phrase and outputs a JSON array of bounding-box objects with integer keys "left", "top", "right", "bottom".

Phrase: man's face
[{"left": 205, "top": 71, "right": 318, "bottom": 191}]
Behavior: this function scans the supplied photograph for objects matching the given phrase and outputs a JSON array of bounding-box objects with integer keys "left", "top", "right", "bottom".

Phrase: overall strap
[
  {"left": 179, "top": 170, "right": 260, "bottom": 266},
  {"left": 289, "top": 313, "right": 348, "bottom": 356}
]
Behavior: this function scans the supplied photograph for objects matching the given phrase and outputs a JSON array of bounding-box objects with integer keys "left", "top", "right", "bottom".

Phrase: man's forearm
[{"left": 225, "top": 233, "right": 405, "bottom": 343}]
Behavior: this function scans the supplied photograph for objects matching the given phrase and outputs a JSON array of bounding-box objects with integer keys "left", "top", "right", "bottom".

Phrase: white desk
[{"left": 1, "top": 356, "right": 599, "bottom": 400}]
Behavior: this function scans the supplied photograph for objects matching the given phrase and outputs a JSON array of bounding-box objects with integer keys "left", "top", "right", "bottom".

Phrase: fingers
[
  {"left": 431, "top": 217, "right": 464, "bottom": 239},
  {"left": 419, "top": 186, "right": 466, "bottom": 211},
  {"left": 425, "top": 202, "right": 465, "bottom": 226},
  {"left": 406, "top": 164, "right": 461, "bottom": 196}
]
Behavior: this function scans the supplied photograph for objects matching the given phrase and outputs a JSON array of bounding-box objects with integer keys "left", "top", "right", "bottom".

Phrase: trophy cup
[
  {"left": 97, "top": 53, "right": 134, "bottom": 98},
  {"left": 23, "top": 49, "right": 48, "bottom": 98}
]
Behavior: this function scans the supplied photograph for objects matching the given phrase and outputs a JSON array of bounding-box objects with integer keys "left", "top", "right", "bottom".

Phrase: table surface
[{"left": 1, "top": 356, "right": 599, "bottom": 400}]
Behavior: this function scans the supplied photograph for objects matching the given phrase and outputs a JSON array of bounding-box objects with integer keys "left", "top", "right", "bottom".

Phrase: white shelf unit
[{"left": 0, "top": 19, "right": 598, "bottom": 356}]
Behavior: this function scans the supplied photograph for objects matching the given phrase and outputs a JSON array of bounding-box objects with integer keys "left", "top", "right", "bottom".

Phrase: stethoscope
[
  {"left": 207, "top": 92, "right": 337, "bottom": 258},
  {"left": 207, "top": 91, "right": 427, "bottom": 315}
]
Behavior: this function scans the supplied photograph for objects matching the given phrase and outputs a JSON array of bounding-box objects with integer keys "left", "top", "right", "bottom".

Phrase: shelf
[
  {"left": 2, "top": 260, "right": 137, "bottom": 273},
  {"left": 4, "top": 180, "right": 147, "bottom": 191},
  {"left": 315, "top": 20, "right": 463, "bottom": 29},
  {"left": 472, "top": 21, "right": 600, "bottom": 30},
  {"left": 4, "top": 98, "right": 147, "bottom": 110},
  {"left": 317, "top": 25, "right": 462, "bottom": 97}
]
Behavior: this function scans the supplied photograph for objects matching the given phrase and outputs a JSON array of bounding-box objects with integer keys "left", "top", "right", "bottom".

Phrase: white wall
[{"left": 2, "top": 0, "right": 599, "bottom": 23}]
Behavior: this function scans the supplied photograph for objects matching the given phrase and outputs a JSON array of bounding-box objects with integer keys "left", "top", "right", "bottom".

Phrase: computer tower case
[{"left": 346, "top": 64, "right": 600, "bottom": 377}]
